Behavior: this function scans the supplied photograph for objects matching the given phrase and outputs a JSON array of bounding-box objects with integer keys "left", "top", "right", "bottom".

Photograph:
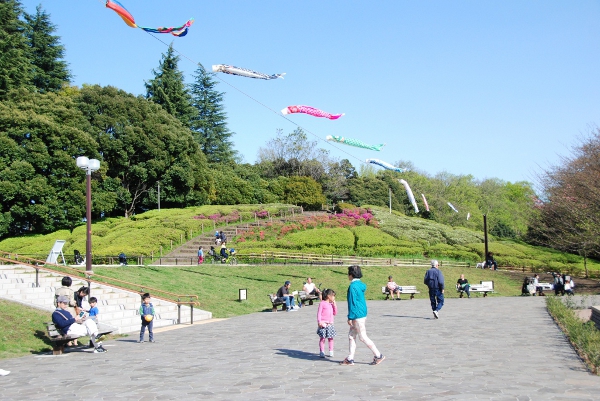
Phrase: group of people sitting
[
  {"left": 521, "top": 273, "right": 575, "bottom": 296},
  {"left": 385, "top": 274, "right": 472, "bottom": 299},
  {"left": 274, "top": 277, "right": 322, "bottom": 312},
  {"left": 52, "top": 276, "right": 106, "bottom": 353}
]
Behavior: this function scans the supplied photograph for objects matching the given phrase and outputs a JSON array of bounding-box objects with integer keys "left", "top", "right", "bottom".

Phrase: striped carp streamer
[
  {"left": 106, "top": 0, "right": 194, "bottom": 37},
  {"left": 212, "top": 65, "right": 285, "bottom": 80},
  {"left": 366, "top": 159, "right": 403, "bottom": 172},
  {"left": 447, "top": 202, "right": 459, "bottom": 213}
]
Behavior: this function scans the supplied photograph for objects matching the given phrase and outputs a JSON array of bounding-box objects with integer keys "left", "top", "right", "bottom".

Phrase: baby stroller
[
  {"left": 74, "top": 250, "right": 85, "bottom": 266},
  {"left": 208, "top": 246, "right": 221, "bottom": 264}
]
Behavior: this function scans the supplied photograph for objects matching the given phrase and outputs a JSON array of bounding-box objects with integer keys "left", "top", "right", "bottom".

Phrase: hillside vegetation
[{"left": 1, "top": 204, "right": 597, "bottom": 277}]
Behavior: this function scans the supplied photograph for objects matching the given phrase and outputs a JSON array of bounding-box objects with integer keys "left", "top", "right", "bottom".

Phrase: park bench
[
  {"left": 297, "top": 290, "right": 320, "bottom": 307},
  {"left": 469, "top": 281, "right": 494, "bottom": 297},
  {"left": 268, "top": 291, "right": 299, "bottom": 312},
  {"left": 46, "top": 321, "right": 114, "bottom": 355},
  {"left": 535, "top": 282, "right": 553, "bottom": 296},
  {"left": 381, "top": 285, "right": 420, "bottom": 300}
]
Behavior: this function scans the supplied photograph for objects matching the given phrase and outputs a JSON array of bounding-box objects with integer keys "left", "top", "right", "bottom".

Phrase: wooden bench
[
  {"left": 381, "top": 285, "right": 420, "bottom": 300},
  {"left": 297, "top": 290, "right": 320, "bottom": 306},
  {"left": 535, "top": 282, "right": 553, "bottom": 296},
  {"left": 469, "top": 281, "right": 494, "bottom": 297},
  {"left": 268, "top": 294, "right": 290, "bottom": 312},
  {"left": 46, "top": 321, "right": 114, "bottom": 355}
]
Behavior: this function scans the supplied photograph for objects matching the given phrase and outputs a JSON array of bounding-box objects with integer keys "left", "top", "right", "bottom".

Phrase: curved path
[{"left": 2, "top": 296, "right": 599, "bottom": 400}]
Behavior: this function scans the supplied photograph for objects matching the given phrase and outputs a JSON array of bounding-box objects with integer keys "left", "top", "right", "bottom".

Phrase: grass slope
[
  {"left": 1, "top": 204, "right": 598, "bottom": 277},
  {"left": 0, "top": 299, "right": 53, "bottom": 359}
]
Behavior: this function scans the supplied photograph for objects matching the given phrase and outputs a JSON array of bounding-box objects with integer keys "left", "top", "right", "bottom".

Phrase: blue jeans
[
  {"left": 283, "top": 295, "right": 295, "bottom": 309},
  {"left": 140, "top": 319, "right": 154, "bottom": 341},
  {"left": 428, "top": 288, "right": 444, "bottom": 312}
]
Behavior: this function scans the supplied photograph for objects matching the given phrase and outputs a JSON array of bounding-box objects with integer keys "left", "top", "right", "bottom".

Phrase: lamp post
[{"left": 76, "top": 156, "right": 100, "bottom": 275}]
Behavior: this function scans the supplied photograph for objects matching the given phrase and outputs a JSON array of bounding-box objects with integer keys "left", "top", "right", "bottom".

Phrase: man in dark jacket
[
  {"left": 424, "top": 260, "right": 445, "bottom": 319},
  {"left": 52, "top": 295, "right": 106, "bottom": 353}
]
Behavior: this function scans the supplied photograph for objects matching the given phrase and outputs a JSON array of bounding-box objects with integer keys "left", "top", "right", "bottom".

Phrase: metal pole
[
  {"left": 190, "top": 298, "right": 194, "bottom": 324},
  {"left": 85, "top": 172, "right": 93, "bottom": 275},
  {"left": 35, "top": 268, "right": 39, "bottom": 287},
  {"left": 389, "top": 187, "right": 392, "bottom": 214},
  {"left": 157, "top": 181, "right": 160, "bottom": 211},
  {"left": 483, "top": 214, "right": 489, "bottom": 261},
  {"left": 177, "top": 299, "right": 181, "bottom": 324}
]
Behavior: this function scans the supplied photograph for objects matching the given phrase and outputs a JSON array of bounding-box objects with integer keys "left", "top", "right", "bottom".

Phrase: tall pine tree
[
  {"left": 145, "top": 44, "right": 195, "bottom": 127},
  {"left": 25, "top": 5, "right": 71, "bottom": 93},
  {"left": 0, "top": 0, "right": 33, "bottom": 99},
  {"left": 189, "top": 65, "right": 236, "bottom": 164}
]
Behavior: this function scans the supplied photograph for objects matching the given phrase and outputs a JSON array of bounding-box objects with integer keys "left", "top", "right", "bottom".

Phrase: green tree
[
  {"left": 24, "top": 5, "right": 71, "bottom": 93},
  {"left": 189, "top": 65, "right": 236, "bottom": 163},
  {"left": 76, "top": 85, "right": 213, "bottom": 217},
  {"left": 0, "top": 0, "right": 33, "bottom": 99},
  {"left": 145, "top": 44, "right": 195, "bottom": 127},
  {"left": 0, "top": 88, "right": 99, "bottom": 237},
  {"left": 284, "top": 176, "right": 326, "bottom": 211}
]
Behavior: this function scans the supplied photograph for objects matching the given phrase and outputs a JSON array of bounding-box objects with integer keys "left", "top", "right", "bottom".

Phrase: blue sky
[{"left": 22, "top": 0, "right": 600, "bottom": 183}]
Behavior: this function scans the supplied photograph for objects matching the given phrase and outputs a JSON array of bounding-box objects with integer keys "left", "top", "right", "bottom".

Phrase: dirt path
[{"left": 499, "top": 270, "right": 600, "bottom": 295}]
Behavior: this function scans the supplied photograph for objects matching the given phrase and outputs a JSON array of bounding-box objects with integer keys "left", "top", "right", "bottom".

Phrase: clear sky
[{"left": 21, "top": 0, "right": 600, "bottom": 183}]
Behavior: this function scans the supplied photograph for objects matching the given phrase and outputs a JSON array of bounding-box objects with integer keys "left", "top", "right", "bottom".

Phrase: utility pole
[
  {"left": 157, "top": 181, "right": 160, "bottom": 211},
  {"left": 483, "top": 214, "right": 489, "bottom": 259}
]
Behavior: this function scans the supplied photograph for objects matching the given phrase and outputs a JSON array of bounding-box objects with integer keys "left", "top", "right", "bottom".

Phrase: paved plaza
[{"left": 1, "top": 296, "right": 599, "bottom": 400}]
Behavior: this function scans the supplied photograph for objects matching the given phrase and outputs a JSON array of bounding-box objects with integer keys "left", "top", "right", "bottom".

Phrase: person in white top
[{"left": 303, "top": 277, "right": 322, "bottom": 300}]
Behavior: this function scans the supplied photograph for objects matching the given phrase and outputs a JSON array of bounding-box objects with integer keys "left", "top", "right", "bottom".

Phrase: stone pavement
[{"left": 1, "top": 296, "right": 599, "bottom": 400}]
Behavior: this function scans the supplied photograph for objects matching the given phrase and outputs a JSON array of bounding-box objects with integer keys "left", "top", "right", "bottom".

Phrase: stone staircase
[
  {"left": 157, "top": 211, "right": 327, "bottom": 265},
  {"left": 0, "top": 264, "right": 212, "bottom": 334}
]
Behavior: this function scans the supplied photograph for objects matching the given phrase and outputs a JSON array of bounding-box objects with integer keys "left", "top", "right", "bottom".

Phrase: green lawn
[
  {"left": 91, "top": 264, "right": 521, "bottom": 318},
  {"left": 0, "top": 299, "right": 53, "bottom": 360}
]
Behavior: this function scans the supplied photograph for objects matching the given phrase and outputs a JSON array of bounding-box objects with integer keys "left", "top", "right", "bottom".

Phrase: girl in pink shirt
[{"left": 316, "top": 289, "right": 337, "bottom": 358}]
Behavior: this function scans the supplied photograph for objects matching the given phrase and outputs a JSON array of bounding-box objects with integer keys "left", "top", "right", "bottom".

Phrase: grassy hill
[{"left": 0, "top": 204, "right": 598, "bottom": 277}]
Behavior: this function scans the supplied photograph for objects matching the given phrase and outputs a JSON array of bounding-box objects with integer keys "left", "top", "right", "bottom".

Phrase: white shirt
[{"left": 303, "top": 282, "right": 315, "bottom": 293}]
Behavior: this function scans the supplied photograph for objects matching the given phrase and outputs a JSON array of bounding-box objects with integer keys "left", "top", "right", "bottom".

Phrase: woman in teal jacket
[{"left": 340, "top": 265, "right": 385, "bottom": 366}]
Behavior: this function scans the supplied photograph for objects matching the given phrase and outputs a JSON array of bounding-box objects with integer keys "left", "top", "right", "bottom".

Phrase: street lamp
[{"left": 76, "top": 156, "right": 100, "bottom": 275}]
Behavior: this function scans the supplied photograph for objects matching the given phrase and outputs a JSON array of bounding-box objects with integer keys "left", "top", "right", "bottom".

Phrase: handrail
[
  {"left": 240, "top": 251, "right": 471, "bottom": 267},
  {"left": 0, "top": 252, "right": 198, "bottom": 305}
]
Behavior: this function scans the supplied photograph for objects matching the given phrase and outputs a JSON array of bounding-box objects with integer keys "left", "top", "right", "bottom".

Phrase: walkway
[{"left": 1, "top": 296, "right": 599, "bottom": 400}]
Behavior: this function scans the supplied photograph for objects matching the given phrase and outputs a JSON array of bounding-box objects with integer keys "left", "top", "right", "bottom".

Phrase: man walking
[{"left": 424, "top": 260, "right": 445, "bottom": 319}]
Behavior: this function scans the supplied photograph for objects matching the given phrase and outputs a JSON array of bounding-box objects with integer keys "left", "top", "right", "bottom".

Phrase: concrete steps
[{"left": 0, "top": 264, "right": 211, "bottom": 334}]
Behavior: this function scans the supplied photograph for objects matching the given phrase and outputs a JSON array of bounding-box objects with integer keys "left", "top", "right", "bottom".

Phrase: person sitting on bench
[
  {"left": 52, "top": 295, "right": 107, "bottom": 353},
  {"left": 485, "top": 252, "right": 498, "bottom": 270},
  {"left": 386, "top": 276, "right": 401, "bottom": 300},
  {"left": 276, "top": 280, "right": 298, "bottom": 311},
  {"left": 303, "top": 277, "right": 322, "bottom": 300},
  {"left": 457, "top": 274, "right": 471, "bottom": 298}
]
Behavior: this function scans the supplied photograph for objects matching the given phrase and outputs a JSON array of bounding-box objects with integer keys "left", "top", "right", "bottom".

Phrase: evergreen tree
[
  {"left": 189, "top": 64, "right": 236, "bottom": 163},
  {"left": 145, "top": 44, "right": 195, "bottom": 127},
  {"left": 0, "top": 0, "right": 33, "bottom": 99},
  {"left": 24, "top": 5, "right": 71, "bottom": 93}
]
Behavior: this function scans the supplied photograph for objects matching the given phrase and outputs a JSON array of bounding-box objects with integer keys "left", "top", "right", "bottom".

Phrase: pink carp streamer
[
  {"left": 281, "top": 105, "right": 344, "bottom": 120},
  {"left": 421, "top": 194, "right": 430, "bottom": 212}
]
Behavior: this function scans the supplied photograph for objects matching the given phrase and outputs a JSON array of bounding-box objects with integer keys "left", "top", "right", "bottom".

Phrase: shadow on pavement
[{"left": 274, "top": 348, "right": 337, "bottom": 363}]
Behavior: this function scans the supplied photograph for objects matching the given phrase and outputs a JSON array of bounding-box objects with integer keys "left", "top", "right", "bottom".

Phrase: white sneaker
[
  {"left": 287, "top": 308, "right": 297, "bottom": 312},
  {"left": 329, "top": 351, "right": 334, "bottom": 357},
  {"left": 0, "top": 369, "right": 10, "bottom": 376},
  {"left": 433, "top": 310, "right": 439, "bottom": 319}
]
